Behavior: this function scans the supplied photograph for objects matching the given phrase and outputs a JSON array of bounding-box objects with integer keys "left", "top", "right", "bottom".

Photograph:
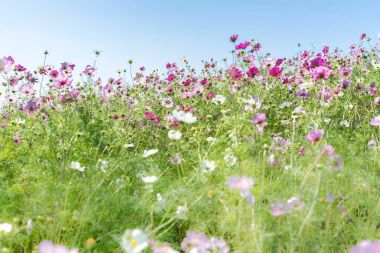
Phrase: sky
[{"left": 1, "top": 0, "right": 379, "bottom": 79}]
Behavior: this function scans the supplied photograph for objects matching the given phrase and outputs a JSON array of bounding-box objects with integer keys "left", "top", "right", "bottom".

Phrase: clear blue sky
[{"left": 1, "top": 0, "right": 379, "bottom": 78}]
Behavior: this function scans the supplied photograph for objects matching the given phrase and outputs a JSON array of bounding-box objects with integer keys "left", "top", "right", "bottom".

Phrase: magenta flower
[
  {"left": 311, "top": 66, "right": 332, "bottom": 80},
  {"left": 246, "top": 67, "right": 259, "bottom": 78},
  {"left": 305, "top": 129, "right": 324, "bottom": 144},
  {"left": 269, "top": 66, "right": 282, "bottom": 78},
  {"left": 309, "top": 56, "right": 325, "bottom": 68},
  {"left": 252, "top": 42, "right": 261, "bottom": 52},
  {"left": 50, "top": 70, "right": 59, "bottom": 78},
  {"left": 235, "top": 41, "right": 250, "bottom": 50},
  {"left": 370, "top": 115, "right": 380, "bottom": 126},
  {"left": 226, "top": 65, "right": 243, "bottom": 81},
  {"left": 229, "top": 34, "right": 238, "bottom": 43},
  {"left": 167, "top": 73, "right": 176, "bottom": 82},
  {"left": 349, "top": 240, "right": 380, "bottom": 253}
]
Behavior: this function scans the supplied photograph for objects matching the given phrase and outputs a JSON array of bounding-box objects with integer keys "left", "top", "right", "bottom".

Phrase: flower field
[{"left": 0, "top": 33, "right": 380, "bottom": 252}]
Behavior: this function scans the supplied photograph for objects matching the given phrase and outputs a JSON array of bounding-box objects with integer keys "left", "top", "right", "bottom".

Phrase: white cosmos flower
[
  {"left": 172, "top": 110, "right": 197, "bottom": 124},
  {"left": 121, "top": 229, "right": 149, "bottom": 253},
  {"left": 211, "top": 94, "right": 226, "bottom": 105},
  {"left": 141, "top": 175, "right": 158, "bottom": 184},
  {"left": 199, "top": 160, "right": 217, "bottom": 173},
  {"left": 168, "top": 130, "right": 182, "bottom": 140},
  {"left": 142, "top": 149, "right": 159, "bottom": 158},
  {"left": 0, "top": 223, "right": 12, "bottom": 234},
  {"left": 70, "top": 161, "right": 85, "bottom": 172}
]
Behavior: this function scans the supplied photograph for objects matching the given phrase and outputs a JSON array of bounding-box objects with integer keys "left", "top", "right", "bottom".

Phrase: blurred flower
[
  {"left": 176, "top": 206, "right": 188, "bottom": 220},
  {"left": 141, "top": 175, "right": 158, "bottom": 184},
  {"left": 370, "top": 115, "right": 380, "bottom": 126},
  {"left": 38, "top": 240, "right": 78, "bottom": 253},
  {"left": 168, "top": 130, "right": 182, "bottom": 140},
  {"left": 305, "top": 129, "right": 324, "bottom": 143},
  {"left": 142, "top": 149, "right": 159, "bottom": 158},
  {"left": 271, "top": 197, "right": 304, "bottom": 217},
  {"left": 121, "top": 229, "right": 149, "bottom": 253},
  {"left": 349, "top": 240, "right": 380, "bottom": 253},
  {"left": 70, "top": 161, "right": 85, "bottom": 172},
  {"left": 172, "top": 110, "right": 197, "bottom": 124},
  {"left": 200, "top": 160, "right": 217, "bottom": 173},
  {"left": 212, "top": 95, "right": 226, "bottom": 105},
  {"left": 0, "top": 223, "right": 12, "bottom": 235}
]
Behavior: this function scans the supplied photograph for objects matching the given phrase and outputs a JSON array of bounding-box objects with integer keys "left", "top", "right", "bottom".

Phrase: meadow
[{"left": 0, "top": 33, "right": 379, "bottom": 252}]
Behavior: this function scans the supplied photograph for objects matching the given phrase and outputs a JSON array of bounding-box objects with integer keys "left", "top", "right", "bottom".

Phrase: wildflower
[
  {"left": 124, "top": 143, "right": 135, "bottom": 148},
  {"left": 142, "top": 149, "right": 159, "bottom": 158},
  {"left": 54, "top": 75, "right": 72, "bottom": 88},
  {"left": 271, "top": 197, "right": 305, "bottom": 217},
  {"left": 176, "top": 206, "right": 188, "bottom": 220},
  {"left": 305, "top": 129, "right": 324, "bottom": 143},
  {"left": 367, "top": 139, "right": 378, "bottom": 149},
  {"left": 235, "top": 41, "right": 250, "bottom": 50},
  {"left": 246, "top": 66, "right": 259, "bottom": 78},
  {"left": 70, "top": 161, "right": 85, "bottom": 172},
  {"left": 23, "top": 100, "right": 38, "bottom": 115},
  {"left": 339, "top": 67, "right": 352, "bottom": 79},
  {"left": 349, "top": 240, "right": 380, "bottom": 253},
  {"left": 141, "top": 175, "right": 158, "bottom": 184},
  {"left": 269, "top": 66, "right": 282, "bottom": 78},
  {"left": 83, "top": 65, "right": 96, "bottom": 77},
  {"left": 102, "top": 85, "right": 114, "bottom": 98},
  {"left": 209, "top": 237, "right": 230, "bottom": 253},
  {"left": 311, "top": 66, "right": 332, "bottom": 80},
  {"left": 38, "top": 240, "right": 78, "bottom": 253},
  {"left": 0, "top": 57, "right": 13, "bottom": 73},
  {"left": 121, "top": 229, "right": 149, "bottom": 253},
  {"left": 161, "top": 97, "right": 174, "bottom": 108},
  {"left": 251, "top": 113, "right": 267, "bottom": 134},
  {"left": 199, "top": 160, "right": 217, "bottom": 173},
  {"left": 172, "top": 110, "right": 197, "bottom": 124},
  {"left": 224, "top": 154, "right": 237, "bottom": 167},
  {"left": 229, "top": 34, "right": 238, "bottom": 43},
  {"left": 49, "top": 70, "right": 59, "bottom": 78},
  {"left": 370, "top": 115, "right": 380, "bottom": 126},
  {"left": 168, "top": 130, "right": 182, "bottom": 140},
  {"left": 151, "top": 242, "right": 179, "bottom": 253},
  {"left": 13, "top": 135, "right": 22, "bottom": 144},
  {"left": 0, "top": 223, "right": 12, "bottom": 234},
  {"left": 211, "top": 94, "right": 226, "bottom": 105},
  {"left": 228, "top": 176, "right": 254, "bottom": 192},
  {"left": 181, "top": 231, "right": 210, "bottom": 252}
]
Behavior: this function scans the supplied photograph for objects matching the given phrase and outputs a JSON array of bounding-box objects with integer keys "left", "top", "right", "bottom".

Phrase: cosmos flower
[
  {"left": 269, "top": 66, "right": 282, "bottom": 78},
  {"left": 0, "top": 223, "right": 12, "bottom": 234},
  {"left": 235, "top": 41, "right": 250, "bottom": 50},
  {"left": 83, "top": 65, "right": 97, "bottom": 77},
  {"left": 212, "top": 94, "right": 226, "bottom": 105},
  {"left": 38, "top": 240, "right": 78, "bottom": 253},
  {"left": 246, "top": 66, "right": 259, "bottom": 78},
  {"left": 349, "top": 240, "right": 380, "bottom": 253},
  {"left": 271, "top": 197, "right": 305, "bottom": 217},
  {"left": 339, "top": 67, "right": 352, "bottom": 79},
  {"left": 228, "top": 176, "right": 254, "bottom": 192},
  {"left": 370, "top": 115, "right": 380, "bottom": 126},
  {"left": 70, "top": 161, "right": 85, "bottom": 172},
  {"left": 0, "top": 57, "right": 13, "bottom": 73},
  {"left": 199, "top": 160, "right": 217, "bottom": 173},
  {"left": 121, "top": 229, "right": 149, "bottom": 253},
  {"left": 229, "top": 34, "right": 238, "bottom": 43},
  {"left": 142, "top": 149, "right": 159, "bottom": 158},
  {"left": 305, "top": 129, "right": 324, "bottom": 143},
  {"left": 311, "top": 66, "right": 332, "bottom": 80},
  {"left": 172, "top": 110, "right": 197, "bottom": 124},
  {"left": 168, "top": 130, "right": 182, "bottom": 140}
]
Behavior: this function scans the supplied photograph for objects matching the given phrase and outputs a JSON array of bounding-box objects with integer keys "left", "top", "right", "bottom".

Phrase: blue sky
[{"left": 1, "top": 0, "right": 379, "bottom": 78}]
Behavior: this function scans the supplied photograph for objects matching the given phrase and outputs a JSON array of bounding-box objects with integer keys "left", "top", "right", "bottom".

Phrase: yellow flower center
[{"left": 131, "top": 239, "right": 138, "bottom": 247}]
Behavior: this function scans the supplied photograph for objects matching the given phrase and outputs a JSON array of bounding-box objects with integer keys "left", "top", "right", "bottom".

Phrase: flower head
[
  {"left": 38, "top": 240, "right": 78, "bottom": 253},
  {"left": 121, "top": 229, "right": 149, "bottom": 253}
]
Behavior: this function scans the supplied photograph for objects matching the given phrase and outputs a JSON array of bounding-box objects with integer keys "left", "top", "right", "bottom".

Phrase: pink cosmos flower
[
  {"left": 82, "top": 65, "right": 96, "bottom": 77},
  {"left": 339, "top": 67, "right": 352, "bottom": 79},
  {"left": 50, "top": 70, "right": 59, "bottom": 78},
  {"left": 167, "top": 73, "right": 176, "bottom": 82},
  {"left": 230, "top": 34, "right": 238, "bottom": 43},
  {"left": 370, "top": 115, "right": 380, "bottom": 126},
  {"left": 246, "top": 67, "right": 259, "bottom": 78},
  {"left": 349, "top": 240, "right": 380, "bottom": 253},
  {"left": 38, "top": 240, "right": 78, "bottom": 253},
  {"left": 23, "top": 100, "right": 38, "bottom": 115},
  {"left": 269, "top": 66, "right": 282, "bottom": 78},
  {"left": 235, "top": 41, "right": 250, "bottom": 50},
  {"left": 311, "top": 66, "right": 332, "bottom": 80},
  {"left": 0, "top": 57, "right": 13, "bottom": 73},
  {"left": 271, "top": 197, "right": 304, "bottom": 217},
  {"left": 54, "top": 75, "right": 72, "bottom": 88},
  {"left": 228, "top": 176, "right": 254, "bottom": 191},
  {"left": 102, "top": 85, "right": 114, "bottom": 98},
  {"left": 305, "top": 129, "right": 324, "bottom": 143},
  {"left": 226, "top": 65, "right": 243, "bottom": 81}
]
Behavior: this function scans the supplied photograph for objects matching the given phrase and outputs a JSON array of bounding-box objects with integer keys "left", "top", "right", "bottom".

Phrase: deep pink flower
[
  {"left": 252, "top": 113, "right": 266, "bottom": 125},
  {"left": 50, "top": 70, "right": 59, "bottom": 78},
  {"left": 269, "top": 66, "right": 282, "bottom": 78},
  {"left": 246, "top": 67, "right": 259, "bottom": 78},
  {"left": 167, "top": 73, "right": 176, "bottom": 82},
  {"left": 54, "top": 75, "right": 72, "bottom": 88},
  {"left": 230, "top": 34, "right": 239, "bottom": 43},
  {"left": 235, "top": 41, "right": 251, "bottom": 50}
]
